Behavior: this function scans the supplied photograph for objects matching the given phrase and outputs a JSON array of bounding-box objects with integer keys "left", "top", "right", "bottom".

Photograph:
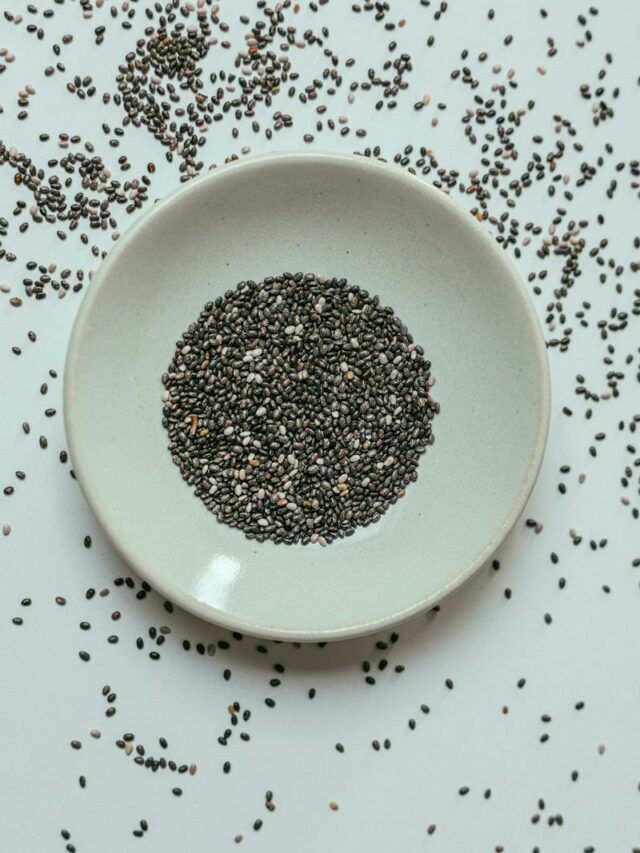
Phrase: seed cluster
[{"left": 162, "top": 273, "right": 438, "bottom": 544}]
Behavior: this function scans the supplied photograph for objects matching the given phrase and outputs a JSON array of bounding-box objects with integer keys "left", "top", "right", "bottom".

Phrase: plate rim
[{"left": 64, "top": 150, "right": 551, "bottom": 642}]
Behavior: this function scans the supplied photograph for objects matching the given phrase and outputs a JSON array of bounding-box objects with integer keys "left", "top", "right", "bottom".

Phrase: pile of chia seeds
[{"left": 161, "top": 272, "right": 438, "bottom": 544}]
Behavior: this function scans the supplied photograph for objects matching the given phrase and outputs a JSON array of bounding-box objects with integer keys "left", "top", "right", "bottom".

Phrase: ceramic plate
[{"left": 64, "top": 152, "right": 550, "bottom": 641}]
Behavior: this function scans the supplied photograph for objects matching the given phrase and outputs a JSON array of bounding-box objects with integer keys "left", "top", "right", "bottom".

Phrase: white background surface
[{"left": 1, "top": 1, "right": 640, "bottom": 851}]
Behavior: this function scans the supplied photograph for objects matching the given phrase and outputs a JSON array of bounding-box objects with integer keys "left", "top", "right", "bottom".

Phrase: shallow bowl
[{"left": 65, "top": 151, "right": 550, "bottom": 641}]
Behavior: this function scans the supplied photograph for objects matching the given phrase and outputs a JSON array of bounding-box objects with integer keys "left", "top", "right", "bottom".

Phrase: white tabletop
[{"left": 1, "top": 1, "right": 639, "bottom": 851}]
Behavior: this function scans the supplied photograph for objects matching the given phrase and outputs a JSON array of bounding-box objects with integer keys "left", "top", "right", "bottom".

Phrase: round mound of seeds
[{"left": 161, "top": 273, "right": 439, "bottom": 545}]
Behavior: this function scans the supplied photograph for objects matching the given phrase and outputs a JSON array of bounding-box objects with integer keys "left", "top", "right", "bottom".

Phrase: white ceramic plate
[{"left": 64, "top": 151, "right": 550, "bottom": 641}]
